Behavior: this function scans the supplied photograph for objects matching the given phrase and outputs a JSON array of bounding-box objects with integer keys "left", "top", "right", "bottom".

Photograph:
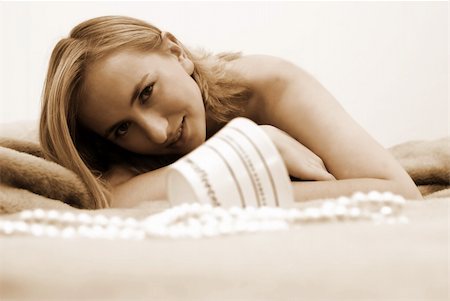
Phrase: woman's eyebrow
[{"left": 103, "top": 73, "right": 150, "bottom": 138}]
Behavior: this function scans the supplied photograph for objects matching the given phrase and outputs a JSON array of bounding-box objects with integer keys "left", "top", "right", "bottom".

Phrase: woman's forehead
[
  {"left": 87, "top": 50, "right": 149, "bottom": 77},
  {"left": 84, "top": 50, "right": 159, "bottom": 93}
]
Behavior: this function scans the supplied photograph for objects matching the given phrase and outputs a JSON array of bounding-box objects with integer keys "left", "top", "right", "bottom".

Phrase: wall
[{"left": 0, "top": 1, "right": 447, "bottom": 147}]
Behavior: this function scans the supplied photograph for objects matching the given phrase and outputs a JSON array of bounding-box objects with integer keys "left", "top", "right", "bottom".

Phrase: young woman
[{"left": 39, "top": 15, "right": 421, "bottom": 209}]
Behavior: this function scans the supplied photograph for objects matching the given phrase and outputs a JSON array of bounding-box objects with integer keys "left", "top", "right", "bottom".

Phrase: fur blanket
[
  {"left": 389, "top": 137, "right": 450, "bottom": 198},
  {"left": 0, "top": 137, "right": 449, "bottom": 214}
]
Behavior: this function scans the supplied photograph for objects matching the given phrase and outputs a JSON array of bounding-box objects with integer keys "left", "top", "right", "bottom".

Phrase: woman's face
[{"left": 79, "top": 49, "right": 206, "bottom": 155}]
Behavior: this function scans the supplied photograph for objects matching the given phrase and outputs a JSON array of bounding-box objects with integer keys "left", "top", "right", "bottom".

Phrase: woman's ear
[{"left": 160, "top": 31, "right": 194, "bottom": 75}]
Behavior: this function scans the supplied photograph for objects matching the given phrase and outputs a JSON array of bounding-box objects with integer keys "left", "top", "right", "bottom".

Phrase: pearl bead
[
  {"left": 91, "top": 225, "right": 104, "bottom": 237},
  {"left": 286, "top": 209, "right": 301, "bottom": 222},
  {"left": 185, "top": 227, "right": 202, "bottom": 238},
  {"left": 46, "top": 210, "right": 59, "bottom": 221},
  {"left": 337, "top": 196, "right": 351, "bottom": 206},
  {"left": 78, "top": 225, "right": 91, "bottom": 237},
  {"left": 147, "top": 226, "right": 168, "bottom": 237},
  {"left": 201, "top": 226, "right": 217, "bottom": 237},
  {"left": 200, "top": 215, "right": 218, "bottom": 228},
  {"left": 2, "top": 221, "right": 14, "bottom": 234},
  {"left": 61, "top": 212, "right": 76, "bottom": 223},
  {"left": 33, "top": 209, "right": 45, "bottom": 220},
  {"left": 368, "top": 191, "right": 383, "bottom": 201},
  {"left": 19, "top": 210, "right": 33, "bottom": 220},
  {"left": 229, "top": 206, "right": 243, "bottom": 216},
  {"left": 30, "top": 224, "right": 45, "bottom": 236},
  {"left": 321, "top": 207, "right": 336, "bottom": 220},
  {"left": 233, "top": 221, "right": 248, "bottom": 233},
  {"left": 45, "top": 225, "right": 60, "bottom": 237},
  {"left": 304, "top": 207, "right": 321, "bottom": 220},
  {"left": 93, "top": 214, "right": 108, "bottom": 226},
  {"left": 14, "top": 221, "right": 29, "bottom": 233},
  {"left": 349, "top": 207, "right": 361, "bottom": 218},
  {"left": 124, "top": 217, "right": 138, "bottom": 228},
  {"left": 118, "top": 228, "right": 135, "bottom": 240},
  {"left": 380, "top": 206, "right": 393, "bottom": 216},
  {"left": 109, "top": 216, "right": 123, "bottom": 227},
  {"left": 381, "top": 191, "right": 395, "bottom": 201},
  {"left": 334, "top": 206, "right": 348, "bottom": 218},
  {"left": 392, "top": 195, "right": 406, "bottom": 205},
  {"left": 218, "top": 222, "right": 232, "bottom": 234},
  {"left": 78, "top": 213, "right": 92, "bottom": 224},
  {"left": 104, "top": 225, "right": 119, "bottom": 239},
  {"left": 61, "top": 227, "right": 76, "bottom": 239}
]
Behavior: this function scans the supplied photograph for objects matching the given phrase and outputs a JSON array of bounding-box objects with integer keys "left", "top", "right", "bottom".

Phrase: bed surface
[{"left": 1, "top": 197, "right": 448, "bottom": 301}]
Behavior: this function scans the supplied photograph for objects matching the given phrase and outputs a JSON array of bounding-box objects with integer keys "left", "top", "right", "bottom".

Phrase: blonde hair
[{"left": 40, "top": 16, "right": 251, "bottom": 209}]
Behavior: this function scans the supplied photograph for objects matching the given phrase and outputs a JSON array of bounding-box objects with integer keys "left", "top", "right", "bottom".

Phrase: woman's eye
[
  {"left": 139, "top": 84, "right": 154, "bottom": 103},
  {"left": 115, "top": 122, "right": 129, "bottom": 137}
]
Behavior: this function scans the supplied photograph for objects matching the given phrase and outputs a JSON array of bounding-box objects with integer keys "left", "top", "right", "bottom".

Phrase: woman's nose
[{"left": 140, "top": 114, "right": 169, "bottom": 144}]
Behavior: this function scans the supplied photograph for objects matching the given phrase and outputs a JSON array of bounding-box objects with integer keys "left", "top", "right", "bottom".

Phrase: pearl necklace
[{"left": 0, "top": 191, "right": 408, "bottom": 240}]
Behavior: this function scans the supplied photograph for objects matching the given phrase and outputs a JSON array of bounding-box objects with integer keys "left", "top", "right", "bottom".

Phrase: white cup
[{"left": 166, "top": 117, "right": 294, "bottom": 208}]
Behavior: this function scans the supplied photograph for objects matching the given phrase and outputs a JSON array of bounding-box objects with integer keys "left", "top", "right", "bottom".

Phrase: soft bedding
[{"left": 0, "top": 136, "right": 449, "bottom": 300}]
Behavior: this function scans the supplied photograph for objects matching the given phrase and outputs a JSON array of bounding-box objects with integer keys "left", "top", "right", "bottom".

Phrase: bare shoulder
[
  {"left": 225, "top": 55, "right": 299, "bottom": 120},
  {"left": 226, "top": 54, "right": 308, "bottom": 123},
  {"left": 227, "top": 54, "right": 301, "bottom": 88}
]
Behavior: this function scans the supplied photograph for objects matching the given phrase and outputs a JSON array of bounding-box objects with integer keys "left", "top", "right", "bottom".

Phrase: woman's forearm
[
  {"left": 110, "top": 167, "right": 169, "bottom": 208},
  {"left": 292, "top": 178, "right": 422, "bottom": 202}
]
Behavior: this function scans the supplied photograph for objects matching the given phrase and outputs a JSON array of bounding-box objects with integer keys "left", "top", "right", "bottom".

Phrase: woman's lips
[{"left": 169, "top": 117, "right": 185, "bottom": 148}]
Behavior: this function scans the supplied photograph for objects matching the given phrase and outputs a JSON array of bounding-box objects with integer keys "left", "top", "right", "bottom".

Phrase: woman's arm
[
  {"left": 232, "top": 55, "right": 422, "bottom": 200},
  {"left": 291, "top": 179, "right": 418, "bottom": 201},
  {"left": 105, "top": 165, "right": 169, "bottom": 208}
]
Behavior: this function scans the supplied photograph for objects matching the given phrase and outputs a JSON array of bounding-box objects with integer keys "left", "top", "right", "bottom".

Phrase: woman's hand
[{"left": 259, "top": 125, "right": 335, "bottom": 181}]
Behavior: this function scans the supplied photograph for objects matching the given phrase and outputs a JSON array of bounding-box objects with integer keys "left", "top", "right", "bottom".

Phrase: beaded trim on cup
[
  {"left": 219, "top": 133, "right": 267, "bottom": 206},
  {"left": 0, "top": 191, "right": 408, "bottom": 240},
  {"left": 185, "top": 158, "right": 220, "bottom": 206}
]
